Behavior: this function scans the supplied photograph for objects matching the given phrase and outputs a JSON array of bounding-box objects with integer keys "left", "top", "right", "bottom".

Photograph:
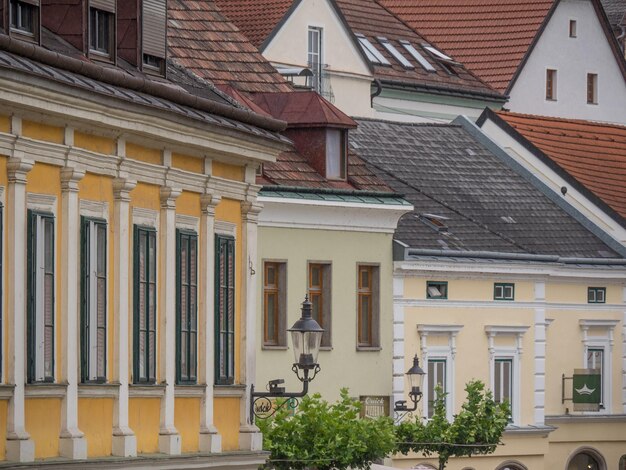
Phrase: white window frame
[
  {"left": 27, "top": 193, "right": 57, "bottom": 383},
  {"left": 82, "top": 217, "right": 108, "bottom": 382},
  {"left": 308, "top": 26, "right": 323, "bottom": 92},
  {"left": 579, "top": 319, "right": 619, "bottom": 413},
  {"left": 485, "top": 325, "right": 528, "bottom": 425},
  {"left": 417, "top": 324, "right": 463, "bottom": 421}
]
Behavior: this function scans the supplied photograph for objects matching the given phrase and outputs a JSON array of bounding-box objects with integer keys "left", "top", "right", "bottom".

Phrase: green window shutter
[
  {"left": 80, "top": 216, "right": 89, "bottom": 382},
  {"left": 134, "top": 225, "right": 157, "bottom": 384},
  {"left": 176, "top": 229, "right": 198, "bottom": 384},
  {"left": 26, "top": 209, "right": 35, "bottom": 383},
  {"left": 214, "top": 235, "right": 235, "bottom": 385}
]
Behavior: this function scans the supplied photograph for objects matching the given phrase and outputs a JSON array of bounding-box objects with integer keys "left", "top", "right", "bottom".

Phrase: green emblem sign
[{"left": 572, "top": 368, "right": 601, "bottom": 411}]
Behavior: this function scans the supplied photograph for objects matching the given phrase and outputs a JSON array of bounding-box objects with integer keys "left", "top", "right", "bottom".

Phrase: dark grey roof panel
[{"left": 350, "top": 119, "right": 621, "bottom": 259}]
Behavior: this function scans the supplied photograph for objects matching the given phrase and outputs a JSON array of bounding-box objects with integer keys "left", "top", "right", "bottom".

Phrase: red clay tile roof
[
  {"left": 336, "top": 0, "right": 501, "bottom": 98},
  {"left": 248, "top": 91, "right": 357, "bottom": 128},
  {"left": 215, "top": 0, "right": 502, "bottom": 100},
  {"left": 167, "top": 0, "right": 293, "bottom": 93},
  {"left": 495, "top": 111, "right": 626, "bottom": 221},
  {"left": 214, "top": 0, "right": 293, "bottom": 48},
  {"left": 379, "top": 0, "right": 555, "bottom": 93},
  {"left": 260, "top": 148, "right": 393, "bottom": 192}
]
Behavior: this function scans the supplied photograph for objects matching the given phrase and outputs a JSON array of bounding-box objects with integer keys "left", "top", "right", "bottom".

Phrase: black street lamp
[
  {"left": 394, "top": 355, "right": 426, "bottom": 412},
  {"left": 250, "top": 296, "right": 324, "bottom": 423}
]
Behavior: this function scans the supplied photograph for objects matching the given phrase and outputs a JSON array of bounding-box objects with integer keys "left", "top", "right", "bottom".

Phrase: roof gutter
[
  {"left": 260, "top": 185, "right": 403, "bottom": 199},
  {"left": 0, "top": 34, "right": 287, "bottom": 133},
  {"left": 378, "top": 78, "right": 507, "bottom": 102},
  {"left": 403, "top": 248, "right": 626, "bottom": 265}
]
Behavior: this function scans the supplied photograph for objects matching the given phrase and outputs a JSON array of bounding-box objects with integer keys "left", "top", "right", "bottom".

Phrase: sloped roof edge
[{"left": 466, "top": 111, "right": 626, "bottom": 257}]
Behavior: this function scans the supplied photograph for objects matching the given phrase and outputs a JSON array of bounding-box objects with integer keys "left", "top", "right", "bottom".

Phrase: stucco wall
[
  {"left": 508, "top": 0, "right": 626, "bottom": 124},
  {"left": 256, "top": 225, "right": 395, "bottom": 401}
]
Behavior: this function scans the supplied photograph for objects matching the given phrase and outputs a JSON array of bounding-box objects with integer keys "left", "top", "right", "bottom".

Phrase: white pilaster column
[
  {"left": 112, "top": 178, "right": 137, "bottom": 457},
  {"left": 392, "top": 275, "right": 406, "bottom": 408},
  {"left": 5, "top": 157, "right": 35, "bottom": 462},
  {"left": 238, "top": 196, "right": 263, "bottom": 451},
  {"left": 533, "top": 281, "right": 547, "bottom": 426},
  {"left": 59, "top": 167, "right": 87, "bottom": 458},
  {"left": 199, "top": 193, "right": 222, "bottom": 453},
  {"left": 622, "top": 285, "right": 626, "bottom": 413},
  {"left": 158, "top": 186, "right": 182, "bottom": 455}
]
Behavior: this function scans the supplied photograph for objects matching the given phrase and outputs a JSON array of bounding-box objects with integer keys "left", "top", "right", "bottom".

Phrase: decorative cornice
[
  {"left": 27, "top": 192, "right": 57, "bottom": 211},
  {"left": 175, "top": 214, "right": 199, "bottom": 232},
  {"left": 215, "top": 220, "right": 237, "bottom": 237},
  {"left": 7, "top": 157, "right": 34, "bottom": 184},
  {"left": 60, "top": 166, "right": 86, "bottom": 192},
  {"left": 80, "top": 199, "right": 109, "bottom": 220},
  {"left": 201, "top": 193, "right": 222, "bottom": 216},
  {"left": 133, "top": 207, "right": 159, "bottom": 228},
  {"left": 579, "top": 319, "right": 620, "bottom": 329},
  {"left": 160, "top": 186, "right": 182, "bottom": 210},
  {"left": 112, "top": 178, "right": 137, "bottom": 202}
]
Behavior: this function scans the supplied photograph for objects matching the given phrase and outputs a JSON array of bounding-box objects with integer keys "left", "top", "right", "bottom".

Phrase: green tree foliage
[
  {"left": 257, "top": 389, "right": 395, "bottom": 470},
  {"left": 395, "top": 380, "right": 510, "bottom": 470}
]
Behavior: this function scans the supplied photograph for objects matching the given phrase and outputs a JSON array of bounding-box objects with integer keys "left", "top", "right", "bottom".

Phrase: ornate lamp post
[
  {"left": 394, "top": 355, "right": 426, "bottom": 413},
  {"left": 250, "top": 296, "right": 324, "bottom": 422}
]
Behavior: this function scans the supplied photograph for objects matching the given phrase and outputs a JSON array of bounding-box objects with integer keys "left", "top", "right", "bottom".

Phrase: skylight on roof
[
  {"left": 399, "top": 40, "right": 435, "bottom": 72},
  {"left": 377, "top": 37, "right": 414, "bottom": 69},
  {"left": 355, "top": 33, "right": 390, "bottom": 65},
  {"left": 423, "top": 44, "right": 453, "bottom": 62}
]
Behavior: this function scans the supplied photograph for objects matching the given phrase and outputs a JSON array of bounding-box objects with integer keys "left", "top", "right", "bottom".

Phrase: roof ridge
[{"left": 497, "top": 110, "right": 626, "bottom": 130}]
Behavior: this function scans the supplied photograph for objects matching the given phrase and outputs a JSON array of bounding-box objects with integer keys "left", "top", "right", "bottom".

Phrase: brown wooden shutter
[
  {"left": 90, "top": 0, "right": 115, "bottom": 13},
  {"left": 142, "top": 0, "right": 166, "bottom": 58}
]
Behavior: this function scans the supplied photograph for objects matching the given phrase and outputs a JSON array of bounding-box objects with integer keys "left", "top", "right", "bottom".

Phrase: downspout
[{"left": 370, "top": 79, "right": 382, "bottom": 107}]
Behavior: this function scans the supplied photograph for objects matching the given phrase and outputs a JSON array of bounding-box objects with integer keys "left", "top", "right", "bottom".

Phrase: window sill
[
  {"left": 129, "top": 383, "right": 166, "bottom": 398},
  {"left": 262, "top": 345, "right": 288, "bottom": 351},
  {"left": 25, "top": 382, "right": 68, "bottom": 398},
  {"left": 78, "top": 382, "right": 120, "bottom": 398},
  {"left": 356, "top": 346, "right": 382, "bottom": 352},
  {"left": 0, "top": 384, "right": 15, "bottom": 400},
  {"left": 320, "top": 346, "right": 333, "bottom": 351},
  {"left": 214, "top": 385, "right": 246, "bottom": 398},
  {"left": 175, "top": 384, "right": 206, "bottom": 398}
]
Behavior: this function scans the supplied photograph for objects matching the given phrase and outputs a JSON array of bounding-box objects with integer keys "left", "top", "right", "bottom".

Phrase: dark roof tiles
[{"left": 350, "top": 118, "right": 619, "bottom": 258}]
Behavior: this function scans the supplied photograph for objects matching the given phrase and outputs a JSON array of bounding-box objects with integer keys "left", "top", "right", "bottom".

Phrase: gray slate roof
[
  {"left": 601, "top": 0, "right": 626, "bottom": 27},
  {"left": 350, "top": 119, "right": 621, "bottom": 259}
]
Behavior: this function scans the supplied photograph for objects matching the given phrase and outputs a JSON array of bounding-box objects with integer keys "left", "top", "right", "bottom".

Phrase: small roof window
[
  {"left": 377, "top": 37, "right": 414, "bottom": 69},
  {"left": 417, "top": 213, "right": 449, "bottom": 233},
  {"left": 355, "top": 33, "right": 390, "bottom": 65},
  {"left": 399, "top": 40, "right": 435, "bottom": 72},
  {"left": 423, "top": 44, "right": 454, "bottom": 61}
]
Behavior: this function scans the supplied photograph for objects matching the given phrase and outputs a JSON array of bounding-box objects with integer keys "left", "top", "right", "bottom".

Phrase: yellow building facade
[
  {"left": 0, "top": 51, "right": 286, "bottom": 467},
  {"left": 392, "top": 258, "right": 626, "bottom": 470}
]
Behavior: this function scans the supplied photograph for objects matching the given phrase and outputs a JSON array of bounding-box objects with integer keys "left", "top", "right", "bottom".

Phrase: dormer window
[
  {"left": 326, "top": 129, "right": 347, "bottom": 180},
  {"left": 89, "top": 7, "right": 114, "bottom": 57},
  {"left": 10, "top": 0, "right": 38, "bottom": 37},
  {"left": 142, "top": 0, "right": 167, "bottom": 76}
]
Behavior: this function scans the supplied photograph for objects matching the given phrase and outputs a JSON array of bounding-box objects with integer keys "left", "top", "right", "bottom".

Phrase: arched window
[
  {"left": 497, "top": 462, "right": 527, "bottom": 470},
  {"left": 619, "top": 455, "right": 626, "bottom": 470},
  {"left": 567, "top": 448, "right": 606, "bottom": 470}
]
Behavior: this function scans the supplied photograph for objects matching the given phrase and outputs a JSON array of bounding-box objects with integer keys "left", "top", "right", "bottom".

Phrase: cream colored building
[{"left": 351, "top": 117, "right": 626, "bottom": 469}]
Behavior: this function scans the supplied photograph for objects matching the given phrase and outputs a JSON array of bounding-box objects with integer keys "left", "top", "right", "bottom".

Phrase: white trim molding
[
  {"left": 132, "top": 207, "right": 159, "bottom": 228},
  {"left": 215, "top": 220, "right": 237, "bottom": 238},
  {"left": 175, "top": 214, "right": 199, "bottom": 233},
  {"left": 579, "top": 319, "right": 620, "bottom": 414},
  {"left": 258, "top": 196, "right": 412, "bottom": 234},
  {"left": 485, "top": 325, "right": 529, "bottom": 425},
  {"left": 79, "top": 199, "right": 109, "bottom": 220},
  {"left": 417, "top": 324, "right": 463, "bottom": 421}
]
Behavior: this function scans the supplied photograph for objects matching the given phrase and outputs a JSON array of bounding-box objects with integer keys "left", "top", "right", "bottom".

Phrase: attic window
[
  {"left": 377, "top": 37, "right": 414, "bottom": 69},
  {"left": 399, "top": 40, "right": 435, "bottom": 72},
  {"left": 89, "top": 7, "right": 114, "bottom": 57},
  {"left": 326, "top": 129, "right": 347, "bottom": 180},
  {"left": 355, "top": 34, "right": 390, "bottom": 65},
  {"left": 569, "top": 19, "right": 577, "bottom": 38},
  {"left": 418, "top": 213, "right": 449, "bottom": 233},
  {"left": 142, "top": 0, "right": 167, "bottom": 76},
  {"left": 10, "top": 0, "right": 38, "bottom": 37},
  {"left": 422, "top": 43, "right": 458, "bottom": 75}
]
